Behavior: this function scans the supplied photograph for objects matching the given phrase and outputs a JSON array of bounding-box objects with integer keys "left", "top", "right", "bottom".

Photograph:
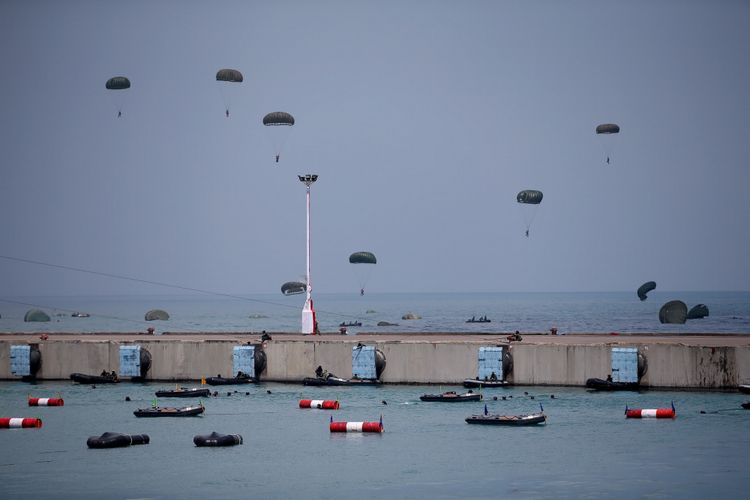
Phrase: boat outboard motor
[{"left": 375, "top": 348, "right": 386, "bottom": 379}]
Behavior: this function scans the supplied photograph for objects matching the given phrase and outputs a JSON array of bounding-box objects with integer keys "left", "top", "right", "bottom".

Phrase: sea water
[
  {"left": 1, "top": 291, "right": 749, "bottom": 334},
  {"left": 0, "top": 381, "right": 748, "bottom": 499}
]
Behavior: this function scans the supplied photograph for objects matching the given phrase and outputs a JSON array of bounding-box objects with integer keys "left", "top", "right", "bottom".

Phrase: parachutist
[
  {"left": 226, "top": 109, "right": 229, "bottom": 118},
  {"left": 275, "top": 154, "right": 280, "bottom": 163},
  {"left": 360, "top": 288, "right": 365, "bottom": 296},
  {"left": 525, "top": 229, "right": 529, "bottom": 237},
  {"left": 117, "top": 111, "right": 122, "bottom": 118},
  {"left": 606, "top": 156, "right": 610, "bottom": 164}
]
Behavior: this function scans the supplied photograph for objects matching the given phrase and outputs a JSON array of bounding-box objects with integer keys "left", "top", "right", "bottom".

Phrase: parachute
[
  {"left": 595, "top": 123, "right": 620, "bottom": 165},
  {"left": 216, "top": 69, "right": 243, "bottom": 83},
  {"left": 349, "top": 252, "right": 377, "bottom": 265},
  {"left": 105, "top": 76, "right": 131, "bottom": 117},
  {"left": 106, "top": 76, "right": 131, "bottom": 90},
  {"left": 24, "top": 309, "right": 51, "bottom": 322},
  {"left": 637, "top": 281, "right": 656, "bottom": 301},
  {"left": 215, "top": 69, "right": 243, "bottom": 117},
  {"left": 687, "top": 304, "right": 709, "bottom": 319},
  {"left": 516, "top": 190, "right": 543, "bottom": 205},
  {"left": 658, "top": 300, "right": 687, "bottom": 324},
  {"left": 262, "top": 112, "right": 295, "bottom": 163},
  {"left": 595, "top": 123, "right": 620, "bottom": 134},
  {"left": 281, "top": 281, "right": 307, "bottom": 296},
  {"left": 349, "top": 251, "right": 377, "bottom": 295},
  {"left": 145, "top": 309, "right": 170, "bottom": 321},
  {"left": 263, "top": 112, "right": 295, "bottom": 126},
  {"left": 516, "top": 190, "right": 543, "bottom": 237}
]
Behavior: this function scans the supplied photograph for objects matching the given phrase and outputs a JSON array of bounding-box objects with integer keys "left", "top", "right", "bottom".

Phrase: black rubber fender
[{"left": 193, "top": 431, "right": 243, "bottom": 447}]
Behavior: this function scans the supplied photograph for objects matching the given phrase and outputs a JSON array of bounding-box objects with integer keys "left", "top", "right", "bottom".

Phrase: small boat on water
[
  {"left": 420, "top": 391, "right": 482, "bottom": 402},
  {"left": 71, "top": 312, "right": 90, "bottom": 318},
  {"left": 738, "top": 385, "right": 750, "bottom": 394},
  {"left": 586, "top": 378, "right": 640, "bottom": 391},
  {"left": 339, "top": 321, "right": 362, "bottom": 327},
  {"left": 205, "top": 374, "right": 255, "bottom": 386},
  {"left": 742, "top": 401, "right": 750, "bottom": 410},
  {"left": 463, "top": 378, "right": 510, "bottom": 388},
  {"left": 134, "top": 405, "right": 204, "bottom": 418},
  {"left": 155, "top": 387, "right": 211, "bottom": 398},
  {"left": 466, "top": 316, "right": 491, "bottom": 323},
  {"left": 70, "top": 372, "right": 119, "bottom": 384},
  {"left": 466, "top": 412, "right": 547, "bottom": 426},
  {"left": 302, "top": 376, "right": 381, "bottom": 386}
]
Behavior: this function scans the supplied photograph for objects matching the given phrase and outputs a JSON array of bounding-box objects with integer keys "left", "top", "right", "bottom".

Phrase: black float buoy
[
  {"left": 193, "top": 432, "right": 242, "bottom": 447},
  {"left": 87, "top": 432, "right": 149, "bottom": 449}
]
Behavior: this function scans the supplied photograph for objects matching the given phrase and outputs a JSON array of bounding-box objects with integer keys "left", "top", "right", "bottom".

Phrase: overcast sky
[{"left": 1, "top": 0, "right": 748, "bottom": 296}]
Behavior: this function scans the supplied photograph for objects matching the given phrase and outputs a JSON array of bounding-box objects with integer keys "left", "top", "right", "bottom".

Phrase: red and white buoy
[
  {"left": 0, "top": 418, "right": 43, "bottom": 429},
  {"left": 625, "top": 402, "right": 676, "bottom": 419},
  {"left": 28, "top": 397, "right": 64, "bottom": 407},
  {"left": 299, "top": 399, "right": 339, "bottom": 410},
  {"left": 329, "top": 416, "right": 383, "bottom": 433}
]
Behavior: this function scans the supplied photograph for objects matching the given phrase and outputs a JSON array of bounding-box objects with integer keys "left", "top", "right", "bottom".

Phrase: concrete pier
[{"left": 2, "top": 332, "right": 749, "bottom": 388}]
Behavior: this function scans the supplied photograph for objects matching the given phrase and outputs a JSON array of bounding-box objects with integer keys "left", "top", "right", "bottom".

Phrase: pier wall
[
  {"left": 509, "top": 344, "right": 612, "bottom": 386},
  {"left": 1, "top": 336, "right": 749, "bottom": 388}
]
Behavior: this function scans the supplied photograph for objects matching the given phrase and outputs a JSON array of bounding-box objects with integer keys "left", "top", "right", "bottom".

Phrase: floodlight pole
[{"left": 299, "top": 174, "right": 318, "bottom": 334}]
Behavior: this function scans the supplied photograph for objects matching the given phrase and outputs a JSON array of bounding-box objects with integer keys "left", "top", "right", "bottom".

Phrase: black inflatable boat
[
  {"left": 585, "top": 378, "right": 640, "bottom": 391},
  {"left": 463, "top": 378, "right": 510, "bottom": 388},
  {"left": 466, "top": 412, "right": 546, "bottom": 426},
  {"left": 205, "top": 376, "right": 255, "bottom": 386},
  {"left": 134, "top": 405, "right": 204, "bottom": 417},
  {"left": 302, "top": 376, "right": 381, "bottom": 386},
  {"left": 155, "top": 387, "right": 211, "bottom": 398},
  {"left": 70, "top": 373, "right": 119, "bottom": 384},
  {"left": 420, "top": 391, "right": 482, "bottom": 402}
]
